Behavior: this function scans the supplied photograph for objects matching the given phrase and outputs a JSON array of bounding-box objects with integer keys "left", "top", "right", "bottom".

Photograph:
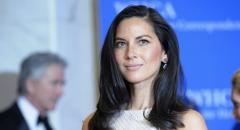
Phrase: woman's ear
[{"left": 162, "top": 54, "right": 168, "bottom": 63}]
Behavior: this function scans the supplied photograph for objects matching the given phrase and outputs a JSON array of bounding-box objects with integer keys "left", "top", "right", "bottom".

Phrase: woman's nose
[{"left": 125, "top": 44, "right": 137, "bottom": 59}]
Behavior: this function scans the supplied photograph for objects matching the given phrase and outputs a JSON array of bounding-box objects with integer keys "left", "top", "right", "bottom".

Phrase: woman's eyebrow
[{"left": 136, "top": 35, "right": 152, "bottom": 40}]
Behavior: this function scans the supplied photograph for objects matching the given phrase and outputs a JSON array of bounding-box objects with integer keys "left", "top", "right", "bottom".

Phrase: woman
[{"left": 83, "top": 5, "right": 207, "bottom": 130}]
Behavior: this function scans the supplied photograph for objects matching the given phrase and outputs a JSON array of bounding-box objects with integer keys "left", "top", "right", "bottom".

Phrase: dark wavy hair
[{"left": 89, "top": 5, "right": 188, "bottom": 130}]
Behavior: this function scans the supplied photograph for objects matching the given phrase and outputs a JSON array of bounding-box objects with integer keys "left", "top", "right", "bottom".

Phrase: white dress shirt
[{"left": 17, "top": 96, "right": 47, "bottom": 130}]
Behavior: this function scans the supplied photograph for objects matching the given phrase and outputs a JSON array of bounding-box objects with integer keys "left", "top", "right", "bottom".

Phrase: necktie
[{"left": 37, "top": 115, "right": 53, "bottom": 130}]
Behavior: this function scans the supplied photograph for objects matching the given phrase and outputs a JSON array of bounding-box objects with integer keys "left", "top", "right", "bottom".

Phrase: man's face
[
  {"left": 232, "top": 88, "right": 240, "bottom": 121},
  {"left": 28, "top": 64, "right": 65, "bottom": 113}
]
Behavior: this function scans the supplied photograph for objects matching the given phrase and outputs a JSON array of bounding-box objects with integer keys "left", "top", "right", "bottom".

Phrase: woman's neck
[{"left": 128, "top": 82, "right": 154, "bottom": 110}]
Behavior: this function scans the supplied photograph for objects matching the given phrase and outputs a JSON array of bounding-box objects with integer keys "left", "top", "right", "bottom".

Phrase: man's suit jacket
[{"left": 0, "top": 102, "right": 30, "bottom": 130}]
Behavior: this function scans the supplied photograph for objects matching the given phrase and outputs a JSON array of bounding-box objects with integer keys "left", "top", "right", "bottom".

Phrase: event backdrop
[{"left": 98, "top": 0, "right": 240, "bottom": 130}]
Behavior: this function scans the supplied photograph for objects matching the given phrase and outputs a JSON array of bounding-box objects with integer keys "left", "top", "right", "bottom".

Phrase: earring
[
  {"left": 162, "top": 57, "right": 168, "bottom": 63},
  {"left": 162, "top": 57, "right": 168, "bottom": 70},
  {"left": 162, "top": 62, "right": 167, "bottom": 69}
]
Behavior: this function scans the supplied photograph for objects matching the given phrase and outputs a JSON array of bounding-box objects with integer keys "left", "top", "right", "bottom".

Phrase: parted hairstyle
[
  {"left": 18, "top": 52, "right": 67, "bottom": 95},
  {"left": 89, "top": 5, "right": 188, "bottom": 130}
]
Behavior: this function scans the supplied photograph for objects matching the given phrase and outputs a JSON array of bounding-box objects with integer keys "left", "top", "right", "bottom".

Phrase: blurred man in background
[
  {"left": 0, "top": 52, "right": 67, "bottom": 130},
  {"left": 232, "top": 70, "right": 240, "bottom": 120},
  {"left": 231, "top": 69, "right": 240, "bottom": 130}
]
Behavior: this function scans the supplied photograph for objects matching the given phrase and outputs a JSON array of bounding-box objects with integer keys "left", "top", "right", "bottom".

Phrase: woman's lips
[{"left": 125, "top": 64, "right": 143, "bottom": 71}]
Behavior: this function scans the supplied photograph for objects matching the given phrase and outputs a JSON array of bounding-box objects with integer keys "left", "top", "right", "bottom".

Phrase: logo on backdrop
[
  {"left": 114, "top": 1, "right": 240, "bottom": 32},
  {"left": 187, "top": 88, "right": 233, "bottom": 120}
]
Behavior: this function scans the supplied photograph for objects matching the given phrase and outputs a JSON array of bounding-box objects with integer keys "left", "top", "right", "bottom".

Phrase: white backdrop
[{"left": 0, "top": 0, "right": 97, "bottom": 129}]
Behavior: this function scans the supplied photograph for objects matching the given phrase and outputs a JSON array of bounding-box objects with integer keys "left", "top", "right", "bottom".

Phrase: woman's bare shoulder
[
  {"left": 82, "top": 112, "right": 95, "bottom": 130},
  {"left": 178, "top": 109, "right": 208, "bottom": 130}
]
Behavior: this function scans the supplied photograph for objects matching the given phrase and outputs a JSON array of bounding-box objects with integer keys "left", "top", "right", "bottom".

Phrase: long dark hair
[{"left": 89, "top": 5, "right": 188, "bottom": 130}]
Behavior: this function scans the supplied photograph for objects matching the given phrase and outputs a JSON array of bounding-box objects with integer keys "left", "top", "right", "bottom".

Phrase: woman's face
[{"left": 114, "top": 17, "right": 167, "bottom": 86}]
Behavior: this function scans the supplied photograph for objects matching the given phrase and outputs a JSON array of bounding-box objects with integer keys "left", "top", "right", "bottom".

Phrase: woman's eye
[
  {"left": 138, "top": 39, "right": 149, "bottom": 46},
  {"left": 115, "top": 41, "right": 126, "bottom": 48}
]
